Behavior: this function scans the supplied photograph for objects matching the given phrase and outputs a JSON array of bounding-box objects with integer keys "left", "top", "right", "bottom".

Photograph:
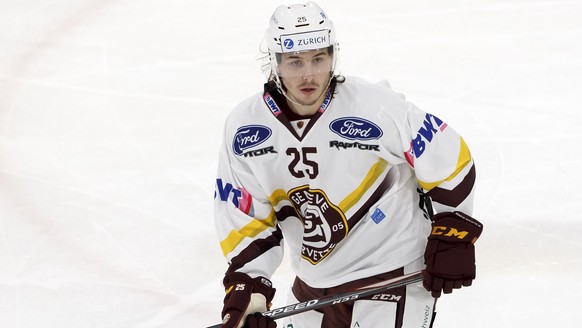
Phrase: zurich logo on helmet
[
  {"left": 283, "top": 38, "right": 295, "bottom": 50},
  {"left": 232, "top": 125, "right": 272, "bottom": 155},
  {"left": 329, "top": 117, "right": 383, "bottom": 140}
]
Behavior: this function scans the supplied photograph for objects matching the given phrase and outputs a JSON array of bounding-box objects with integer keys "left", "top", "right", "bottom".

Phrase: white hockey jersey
[{"left": 214, "top": 77, "right": 475, "bottom": 288}]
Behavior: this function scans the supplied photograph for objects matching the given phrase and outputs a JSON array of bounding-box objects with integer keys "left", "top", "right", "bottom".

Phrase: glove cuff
[{"left": 223, "top": 272, "right": 276, "bottom": 305}]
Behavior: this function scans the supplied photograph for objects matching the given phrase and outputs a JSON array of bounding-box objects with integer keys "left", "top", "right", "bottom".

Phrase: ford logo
[
  {"left": 232, "top": 125, "right": 272, "bottom": 155},
  {"left": 329, "top": 117, "right": 383, "bottom": 140}
]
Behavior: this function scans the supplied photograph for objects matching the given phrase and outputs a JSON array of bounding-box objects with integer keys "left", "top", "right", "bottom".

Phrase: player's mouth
[{"left": 299, "top": 86, "right": 318, "bottom": 96}]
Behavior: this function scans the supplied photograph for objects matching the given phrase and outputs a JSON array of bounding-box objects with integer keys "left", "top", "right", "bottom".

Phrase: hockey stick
[{"left": 207, "top": 270, "right": 423, "bottom": 328}]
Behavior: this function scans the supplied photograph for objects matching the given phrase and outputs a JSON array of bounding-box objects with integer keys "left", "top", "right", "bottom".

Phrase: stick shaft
[{"left": 207, "top": 270, "right": 423, "bottom": 328}]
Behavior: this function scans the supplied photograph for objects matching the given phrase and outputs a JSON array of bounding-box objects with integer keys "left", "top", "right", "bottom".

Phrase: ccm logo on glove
[
  {"left": 431, "top": 226, "right": 469, "bottom": 239},
  {"left": 429, "top": 211, "right": 481, "bottom": 242}
]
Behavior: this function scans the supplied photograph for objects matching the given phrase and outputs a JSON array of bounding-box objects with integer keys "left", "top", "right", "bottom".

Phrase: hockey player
[{"left": 214, "top": 2, "right": 483, "bottom": 327}]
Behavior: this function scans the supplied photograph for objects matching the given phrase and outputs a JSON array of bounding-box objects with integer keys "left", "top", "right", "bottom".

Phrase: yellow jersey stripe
[
  {"left": 418, "top": 137, "right": 472, "bottom": 190},
  {"left": 268, "top": 189, "right": 290, "bottom": 207},
  {"left": 339, "top": 158, "right": 388, "bottom": 213},
  {"left": 220, "top": 209, "right": 277, "bottom": 257}
]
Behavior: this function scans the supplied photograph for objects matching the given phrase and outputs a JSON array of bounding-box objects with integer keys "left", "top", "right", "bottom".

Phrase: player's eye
[{"left": 289, "top": 60, "right": 304, "bottom": 67}]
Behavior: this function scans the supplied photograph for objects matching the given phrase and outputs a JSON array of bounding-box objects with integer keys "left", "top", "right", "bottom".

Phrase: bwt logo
[
  {"left": 215, "top": 179, "right": 252, "bottom": 215},
  {"left": 264, "top": 93, "right": 281, "bottom": 116},
  {"left": 232, "top": 125, "right": 272, "bottom": 155},
  {"left": 405, "top": 113, "right": 448, "bottom": 164},
  {"left": 329, "top": 117, "right": 383, "bottom": 141}
]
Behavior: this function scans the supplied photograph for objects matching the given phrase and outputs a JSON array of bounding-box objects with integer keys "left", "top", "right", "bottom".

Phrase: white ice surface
[{"left": 1, "top": 0, "right": 581, "bottom": 327}]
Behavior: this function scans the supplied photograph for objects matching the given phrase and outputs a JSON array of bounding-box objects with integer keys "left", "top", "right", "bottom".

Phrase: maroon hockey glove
[
  {"left": 244, "top": 313, "right": 277, "bottom": 328},
  {"left": 221, "top": 272, "right": 276, "bottom": 328},
  {"left": 423, "top": 211, "right": 483, "bottom": 298}
]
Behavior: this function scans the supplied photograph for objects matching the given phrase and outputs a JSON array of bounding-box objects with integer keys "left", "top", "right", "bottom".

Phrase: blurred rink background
[{"left": 1, "top": 0, "right": 581, "bottom": 327}]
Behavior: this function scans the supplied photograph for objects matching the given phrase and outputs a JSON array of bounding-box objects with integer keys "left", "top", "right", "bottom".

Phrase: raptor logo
[{"left": 288, "top": 186, "right": 348, "bottom": 264}]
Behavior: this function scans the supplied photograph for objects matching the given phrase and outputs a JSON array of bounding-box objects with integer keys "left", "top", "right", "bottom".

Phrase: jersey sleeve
[
  {"left": 214, "top": 120, "right": 284, "bottom": 279},
  {"left": 401, "top": 104, "right": 476, "bottom": 215}
]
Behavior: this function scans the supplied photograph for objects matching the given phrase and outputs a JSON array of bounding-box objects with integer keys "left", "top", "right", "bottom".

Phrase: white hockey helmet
[{"left": 265, "top": 2, "right": 338, "bottom": 85}]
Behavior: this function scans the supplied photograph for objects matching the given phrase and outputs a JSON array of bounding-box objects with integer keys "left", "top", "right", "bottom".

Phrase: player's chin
[{"left": 298, "top": 96, "right": 319, "bottom": 107}]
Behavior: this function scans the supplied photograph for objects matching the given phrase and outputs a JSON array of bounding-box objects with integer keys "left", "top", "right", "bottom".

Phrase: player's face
[{"left": 278, "top": 49, "right": 333, "bottom": 108}]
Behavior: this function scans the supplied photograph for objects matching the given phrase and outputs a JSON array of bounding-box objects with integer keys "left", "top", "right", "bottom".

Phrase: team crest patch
[{"left": 287, "top": 186, "right": 348, "bottom": 264}]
